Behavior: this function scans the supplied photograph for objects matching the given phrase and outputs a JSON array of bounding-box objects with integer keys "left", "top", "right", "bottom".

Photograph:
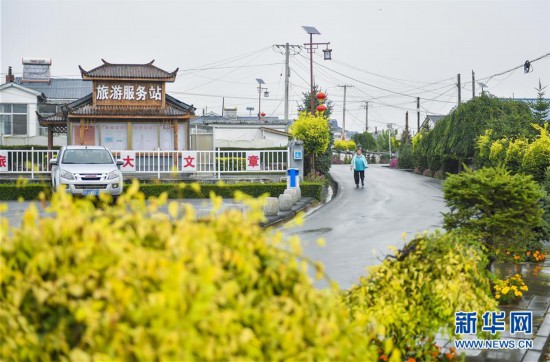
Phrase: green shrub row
[
  {"left": 0, "top": 145, "right": 61, "bottom": 150},
  {"left": 139, "top": 182, "right": 323, "bottom": 201},
  {"left": 0, "top": 184, "right": 51, "bottom": 200},
  {"left": 0, "top": 182, "right": 324, "bottom": 201}
]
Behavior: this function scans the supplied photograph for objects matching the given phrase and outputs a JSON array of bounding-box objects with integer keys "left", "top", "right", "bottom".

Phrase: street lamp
[
  {"left": 256, "top": 78, "right": 269, "bottom": 120},
  {"left": 387, "top": 123, "right": 394, "bottom": 159},
  {"left": 302, "top": 26, "right": 332, "bottom": 114},
  {"left": 478, "top": 82, "right": 488, "bottom": 96}
]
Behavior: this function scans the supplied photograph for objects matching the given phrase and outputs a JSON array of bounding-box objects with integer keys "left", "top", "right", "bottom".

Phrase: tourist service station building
[{"left": 38, "top": 60, "right": 196, "bottom": 150}]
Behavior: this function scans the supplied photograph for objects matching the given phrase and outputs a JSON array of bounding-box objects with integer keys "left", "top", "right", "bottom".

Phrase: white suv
[{"left": 50, "top": 146, "right": 124, "bottom": 197}]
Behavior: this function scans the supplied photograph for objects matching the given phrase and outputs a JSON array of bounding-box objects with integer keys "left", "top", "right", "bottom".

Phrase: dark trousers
[{"left": 354, "top": 170, "right": 365, "bottom": 185}]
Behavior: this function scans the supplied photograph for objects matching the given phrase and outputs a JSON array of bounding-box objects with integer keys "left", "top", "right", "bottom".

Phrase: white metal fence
[{"left": 0, "top": 148, "right": 289, "bottom": 179}]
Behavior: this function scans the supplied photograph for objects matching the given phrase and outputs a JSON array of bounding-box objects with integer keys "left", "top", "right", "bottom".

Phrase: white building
[
  {"left": 0, "top": 81, "right": 42, "bottom": 146},
  {"left": 191, "top": 111, "right": 290, "bottom": 149},
  {"left": 0, "top": 59, "right": 92, "bottom": 147}
]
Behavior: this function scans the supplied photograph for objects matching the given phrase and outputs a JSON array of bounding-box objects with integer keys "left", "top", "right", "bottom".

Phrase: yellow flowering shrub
[
  {"left": 489, "top": 139, "right": 507, "bottom": 162},
  {"left": 492, "top": 274, "right": 528, "bottom": 305},
  {"left": 343, "top": 231, "right": 497, "bottom": 361},
  {"left": 476, "top": 129, "right": 493, "bottom": 158},
  {"left": 0, "top": 182, "right": 381, "bottom": 361},
  {"left": 333, "top": 139, "right": 357, "bottom": 152},
  {"left": 522, "top": 123, "right": 550, "bottom": 182}
]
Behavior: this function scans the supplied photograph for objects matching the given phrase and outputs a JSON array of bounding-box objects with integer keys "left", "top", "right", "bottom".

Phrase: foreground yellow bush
[
  {"left": 343, "top": 231, "right": 498, "bottom": 361},
  {"left": 0, "top": 182, "right": 380, "bottom": 361}
]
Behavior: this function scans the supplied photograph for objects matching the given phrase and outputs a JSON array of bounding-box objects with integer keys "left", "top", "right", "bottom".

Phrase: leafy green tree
[
  {"left": 376, "top": 129, "right": 398, "bottom": 153},
  {"left": 290, "top": 112, "right": 331, "bottom": 174},
  {"left": 414, "top": 95, "right": 534, "bottom": 174},
  {"left": 297, "top": 84, "right": 334, "bottom": 118},
  {"left": 531, "top": 80, "right": 550, "bottom": 126},
  {"left": 333, "top": 139, "right": 356, "bottom": 152},
  {"left": 296, "top": 84, "right": 334, "bottom": 176},
  {"left": 351, "top": 132, "right": 377, "bottom": 151},
  {"left": 443, "top": 167, "right": 544, "bottom": 267},
  {"left": 539, "top": 167, "right": 550, "bottom": 242},
  {"left": 397, "top": 143, "right": 414, "bottom": 169}
]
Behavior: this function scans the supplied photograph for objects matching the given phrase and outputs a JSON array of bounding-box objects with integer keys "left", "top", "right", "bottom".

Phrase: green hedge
[
  {"left": 0, "top": 184, "right": 52, "bottom": 200},
  {"left": 0, "top": 182, "right": 324, "bottom": 201},
  {"left": 139, "top": 182, "right": 323, "bottom": 201},
  {"left": 0, "top": 145, "right": 61, "bottom": 150}
]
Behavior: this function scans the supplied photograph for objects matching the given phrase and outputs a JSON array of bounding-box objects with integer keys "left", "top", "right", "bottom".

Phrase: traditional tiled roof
[
  {"left": 65, "top": 94, "right": 194, "bottom": 118},
  {"left": 79, "top": 59, "right": 178, "bottom": 81},
  {"left": 36, "top": 111, "right": 66, "bottom": 125},
  {"left": 38, "top": 92, "right": 195, "bottom": 126},
  {"left": 16, "top": 77, "right": 92, "bottom": 101}
]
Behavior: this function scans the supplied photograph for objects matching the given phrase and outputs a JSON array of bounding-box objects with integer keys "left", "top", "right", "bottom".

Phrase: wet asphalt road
[
  {"left": 2, "top": 165, "right": 447, "bottom": 291},
  {"left": 287, "top": 164, "right": 447, "bottom": 289}
]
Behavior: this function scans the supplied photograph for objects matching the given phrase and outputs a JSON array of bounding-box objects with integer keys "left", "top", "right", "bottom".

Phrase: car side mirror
[
  {"left": 116, "top": 160, "right": 124, "bottom": 166},
  {"left": 50, "top": 158, "right": 58, "bottom": 166}
]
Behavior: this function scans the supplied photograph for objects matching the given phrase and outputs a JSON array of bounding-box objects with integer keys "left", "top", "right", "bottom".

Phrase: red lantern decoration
[
  {"left": 316, "top": 92, "right": 326, "bottom": 100},
  {"left": 260, "top": 112, "right": 266, "bottom": 117},
  {"left": 316, "top": 104, "right": 327, "bottom": 112}
]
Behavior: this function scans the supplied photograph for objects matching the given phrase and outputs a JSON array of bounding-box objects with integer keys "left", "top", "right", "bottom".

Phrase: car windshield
[{"left": 62, "top": 149, "right": 114, "bottom": 164}]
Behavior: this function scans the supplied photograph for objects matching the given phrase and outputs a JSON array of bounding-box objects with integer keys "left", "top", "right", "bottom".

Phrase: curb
[{"left": 261, "top": 197, "right": 318, "bottom": 228}]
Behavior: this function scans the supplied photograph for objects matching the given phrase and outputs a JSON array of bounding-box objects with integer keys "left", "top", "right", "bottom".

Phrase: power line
[
  {"left": 305, "top": 56, "right": 457, "bottom": 104},
  {"left": 179, "top": 62, "right": 283, "bottom": 73},
  {"left": 480, "top": 52, "right": 550, "bottom": 84}
]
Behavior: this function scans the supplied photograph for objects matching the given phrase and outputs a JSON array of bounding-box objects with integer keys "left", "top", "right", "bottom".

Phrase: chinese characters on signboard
[
  {"left": 181, "top": 151, "right": 197, "bottom": 172},
  {"left": 246, "top": 151, "right": 261, "bottom": 171},
  {"left": 95, "top": 83, "right": 163, "bottom": 105},
  {"left": 0, "top": 151, "right": 8, "bottom": 172},
  {"left": 119, "top": 151, "right": 136, "bottom": 172}
]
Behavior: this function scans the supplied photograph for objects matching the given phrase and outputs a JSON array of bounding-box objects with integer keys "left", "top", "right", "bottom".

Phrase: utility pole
[
  {"left": 274, "top": 43, "right": 301, "bottom": 123},
  {"left": 472, "top": 70, "right": 476, "bottom": 99},
  {"left": 416, "top": 97, "right": 420, "bottom": 133},
  {"left": 405, "top": 111, "right": 409, "bottom": 143},
  {"left": 363, "top": 101, "right": 369, "bottom": 132},
  {"left": 338, "top": 84, "right": 353, "bottom": 140},
  {"left": 284, "top": 43, "right": 290, "bottom": 123},
  {"left": 457, "top": 73, "right": 461, "bottom": 105}
]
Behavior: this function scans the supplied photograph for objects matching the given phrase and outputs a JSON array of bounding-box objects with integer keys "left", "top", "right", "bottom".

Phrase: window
[{"left": 0, "top": 104, "right": 28, "bottom": 135}]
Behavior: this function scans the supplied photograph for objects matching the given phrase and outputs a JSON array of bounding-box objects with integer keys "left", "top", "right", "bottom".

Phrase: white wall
[
  {"left": 0, "top": 85, "right": 39, "bottom": 137},
  {"left": 1, "top": 135, "right": 66, "bottom": 146},
  {"left": 214, "top": 126, "right": 288, "bottom": 148}
]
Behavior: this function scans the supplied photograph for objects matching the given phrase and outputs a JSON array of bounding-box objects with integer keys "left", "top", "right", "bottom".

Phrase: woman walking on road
[{"left": 350, "top": 147, "right": 368, "bottom": 188}]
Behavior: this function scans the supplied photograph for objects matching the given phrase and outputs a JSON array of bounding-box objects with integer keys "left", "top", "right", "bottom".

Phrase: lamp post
[
  {"left": 302, "top": 26, "right": 332, "bottom": 114},
  {"left": 256, "top": 78, "right": 269, "bottom": 120},
  {"left": 478, "top": 82, "right": 488, "bottom": 96},
  {"left": 387, "top": 123, "right": 395, "bottom": 159}
]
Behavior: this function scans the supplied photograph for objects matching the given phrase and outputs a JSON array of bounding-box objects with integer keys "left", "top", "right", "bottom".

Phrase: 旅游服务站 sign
[{"left": 94, "top": 82, "right": 164, "bottom": 106}]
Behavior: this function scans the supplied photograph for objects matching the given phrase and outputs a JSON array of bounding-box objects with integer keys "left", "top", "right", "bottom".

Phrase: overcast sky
[{"left": 1, "top": 0, "right": 549, "bottom": 133}]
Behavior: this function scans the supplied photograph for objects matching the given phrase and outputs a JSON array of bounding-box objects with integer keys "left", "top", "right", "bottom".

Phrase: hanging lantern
[
  {"left": 316, "top": 104, "right": 327, "bottom": 113},
  {"left": 261, "top": 112, "right": 266, "bottom": 117},
  {"left": 316, "top": 92, "right": 326, "bottom": 101}
]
